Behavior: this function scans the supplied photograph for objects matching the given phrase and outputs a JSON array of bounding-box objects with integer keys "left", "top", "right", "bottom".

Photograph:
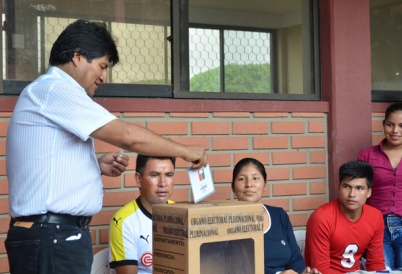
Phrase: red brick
[
  {"left": 272, "top": 151, "right": 307, "bottom": 165},
  {"left": 103, "top": 191, "right": 138, "bottom": 207},
  {"left": 172, "top": 170, "right": 190, "bottom": 185},
  {"left": 170, "top": 188, "right": 189, "bottom": 202},
  {"left": 170, "top": 137, "right": 210, "bottom": 150},
  {"left": 262, "top": 199, "right": 289, "bottom": 211},
  {"left": 100, "top": 228, "right": 109, "bottom": 244},
  {"left": 372, "top": 120, "right": 383, "bottom": 132},
  {"left": 293, "top": 166, "right": 326, "bottom": 179},
  {"left": 0, "top": 236, "right": 5, "bottom": 254},
  {"left": 213, "top": 169, "right": 232, "bottom": 183},
  {"left": 310, "top": 182, "right": 326, "bottom": 194},
  {"left": 253, "top": 136, "right": 288, "bottom": 149},
  {"left": 0, "top": 140, "right": 5, "bottom": 156},
  {"left": 124, "top": 173, "right": 137, "bottom": 187},
  {"left": 291, "top": 136, "right": 325, "bottom": 148},
  {"left": 174, "top": 158, "right": 190, "bottom": 169},
  {"left": 273, "top": 183, "right": 307, "bottom": 196},
  {"left": 0, "top": 122, "right": 8, "bottom": 137},
  {"left": 0, "top": 112, "right": 12, "bottom": 117},
  {"left": 0, "top": 198, "right": 9, "bottom": 214},
  {"left": 266, "top": 167, "right": 290, "bottom": 181},
  {"left": 170, "top": 112, "right": 209, "bottom": 118},
  {"left": 292, "top": 113, "right": 325, "bottom": 118},
  {"left": 94, "top": 139, "right": 120, "bottom": 153},
  {"left": 192, "top": 122, "right": 230, "bottom": 135},
  {"left": 308, "top": 120, "right": 325, "bottom": 133},
  {"left": 372, "top": 134, "right": 383, "bottom": 145},
  {"left": 124, "top": 112, "right": 165, "bottom": 117},
  {"left": 126, "top": 155, "right": 137, "bottom": 171},
  {"left": 0, "top": 160, "right": 5, "bottom": 176},
  {"left": 271, "top": 121, "right": 305, "bottom": 134},
  {"left": 293, "top": 196, "right": 327, "bottom": 210},
  {"left": 147, "top": 121, "right": 188, "bottom": 135},
  {"left": 0, "top": 217, "right": 11, "bottom": 233},
  {"left": 254, "top": 112, "right": 288, "bottom": 118},
  {"left": 0, "top": 178, "right": 8, "bottom": 194},
  {"left": 213, "top": 137, "right": 248, "bottom": 150},
  {"left": 289, "top": 213, "right": 309, "bottom": 227},
  {"left": 310, "top": 151, "right": 326, "bottom": 163},
  {"left": 0, "top": 256, "right": 9, "bottom": 274},
  {"left": 203, "top": 186, "right": 232, "bottom": 201},
  {"left": 102, "top": 176, "right": 121, "bottom": 189},
  {"left": 232, "top": 122, "right": 268, "bottom": 134},
  {"left": 213, "top": 112, "right": 250, "bottom": 117},
  {"left": 92, "top": 209, "right": 117, "bottom": 226},
  {"left": 372, "top": 112, "right": 385, "bottom": 117},
  {"left": 207, "top": 153, "right": 232, "bottom": 167},
  {"left": 234, "top": 152, "right": 270, "bottom": 165}
]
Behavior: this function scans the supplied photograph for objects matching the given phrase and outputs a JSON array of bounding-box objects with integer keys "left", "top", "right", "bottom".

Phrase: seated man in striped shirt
[{"left": 109, "top": 154, "right": 176, "bottom": 274}]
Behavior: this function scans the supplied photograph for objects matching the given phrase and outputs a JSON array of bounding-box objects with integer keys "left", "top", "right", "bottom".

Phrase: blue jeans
[
  {"left": 384, "top": 214, "right": 402, "bottom": 269},
  {"left": 5, "top": 219, "right": 93, "bottom": 274}
]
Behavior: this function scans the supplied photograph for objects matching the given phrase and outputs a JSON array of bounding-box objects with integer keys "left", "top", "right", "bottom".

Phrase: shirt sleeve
[
  {"left": 109, "top": 214, "right": 138, "bottom": 267},
  {"left": 364, "top": 211, "right": 386, "bottom": 271},
  {"left": 41, "top": 80, "right": 116, "bottom": 141},
  {"left": 305, "top": 209, "right": 332, "bottom": 273}
]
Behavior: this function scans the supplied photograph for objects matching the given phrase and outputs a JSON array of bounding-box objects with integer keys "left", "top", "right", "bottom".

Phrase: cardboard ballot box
[{"left": 152, "top": 200, "right": 264, "bottom": 274}]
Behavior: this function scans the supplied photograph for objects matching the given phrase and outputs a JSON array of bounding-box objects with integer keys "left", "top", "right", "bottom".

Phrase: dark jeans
[
  {"left": 384, "top": 214, "right": 402, "bottom": 269},
  {"left": 5, "top": 219, "right": 93, "bottom": 274}
]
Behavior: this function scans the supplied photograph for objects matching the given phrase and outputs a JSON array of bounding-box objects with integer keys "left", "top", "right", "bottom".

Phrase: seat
[
  {"left": 293, "top": 229, "right": 306, "bottom": 259},
  {"left": 91, "top": 248, "right": 112, "bottom": 274}
]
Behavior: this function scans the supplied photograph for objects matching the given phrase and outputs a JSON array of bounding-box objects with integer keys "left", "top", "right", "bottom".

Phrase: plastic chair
[
  {"left": 91, "top": 248, "right": 111, "bottom": 274},
  {"left": 293, "top": 229, "right": 306, "bottom": 259}
]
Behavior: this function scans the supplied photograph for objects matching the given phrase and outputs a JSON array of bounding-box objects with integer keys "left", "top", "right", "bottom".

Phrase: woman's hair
[
  {"left": 384, "top": 103, "right": 402, "bottom": 121},
  {"left": 49, "top": 19, "right": 119, "bottom": 66},
  {"left": 232, "top": 158, "right": 267, "bottom": 189}
]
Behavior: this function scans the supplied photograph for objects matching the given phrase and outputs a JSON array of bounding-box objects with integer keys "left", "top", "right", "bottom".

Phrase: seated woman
[{"left": 232, "top": 158, "right": 321, "bottom": 274}]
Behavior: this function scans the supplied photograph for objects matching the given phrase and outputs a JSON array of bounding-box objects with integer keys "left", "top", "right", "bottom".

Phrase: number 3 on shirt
[{"left": 341, "top": 244, "right": 358, "bottom": 268}]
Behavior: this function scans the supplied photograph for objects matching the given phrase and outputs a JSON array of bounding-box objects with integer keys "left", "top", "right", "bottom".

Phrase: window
[
  {"left": 370, "top": 0, "right": 402, "bottom": 101},
  {"left": 1, "top": 0, "right": 319, "bottom": 100}
]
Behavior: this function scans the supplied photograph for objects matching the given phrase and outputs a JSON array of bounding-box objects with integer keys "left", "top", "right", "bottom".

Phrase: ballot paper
[{"left": 188, "top": 164, "right": 215, "bottom": 203}]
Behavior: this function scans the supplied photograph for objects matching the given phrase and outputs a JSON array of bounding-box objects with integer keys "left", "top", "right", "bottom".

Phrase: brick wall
[{"left": 0, "top": 111, "right": 328, "bottom": 273}]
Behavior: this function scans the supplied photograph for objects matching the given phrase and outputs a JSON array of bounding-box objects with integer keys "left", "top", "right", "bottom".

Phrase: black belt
[{"left": 13, "top": 212, "right": 92, "bottom": 228}]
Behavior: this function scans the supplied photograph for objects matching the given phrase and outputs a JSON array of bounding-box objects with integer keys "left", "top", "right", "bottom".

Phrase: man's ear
[
  {"left": 135, "top": 172, "right": 142, "bottom": 188},
  {"left": 71, "top": 53, "right": 82, "bottom": 66}
]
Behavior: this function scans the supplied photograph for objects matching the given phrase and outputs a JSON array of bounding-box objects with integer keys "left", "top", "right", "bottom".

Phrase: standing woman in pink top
[{"left": 358, "top": 102, "right": 402, "bottom": 269}]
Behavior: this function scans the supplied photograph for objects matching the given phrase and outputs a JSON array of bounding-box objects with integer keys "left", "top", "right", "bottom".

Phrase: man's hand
[
  {"left": 183, "top": 145, "right": 207, "bottom": 169},
  {"left": 302, "top": 266, "right": 322, "bottom": 274},
  {"left": 98, "top": 153, "right": 129, "bottom": 177}
]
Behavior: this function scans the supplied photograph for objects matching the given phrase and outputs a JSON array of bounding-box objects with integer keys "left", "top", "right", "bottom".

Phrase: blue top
[{"left": 264, "top": 204, "right": 306, "bottom": 274}]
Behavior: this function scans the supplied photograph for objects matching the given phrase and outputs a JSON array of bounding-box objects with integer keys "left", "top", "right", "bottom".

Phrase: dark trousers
[{"left": 5, "top": 219, "right": 93, "bottom": 274}]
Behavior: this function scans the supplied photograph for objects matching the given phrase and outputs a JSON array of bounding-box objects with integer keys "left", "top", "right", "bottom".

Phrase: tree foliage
[{"left": 190, "top": 63, "right": 271, "bottom": 93}]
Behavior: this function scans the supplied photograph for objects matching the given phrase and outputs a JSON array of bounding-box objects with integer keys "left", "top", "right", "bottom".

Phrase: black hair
[
  {"left": 384, "top": 103, "right": 402, "bottom": 121},
  {"left": 232, "top": 158, "right": 267, "bottom": 189},
  {"left": 49, "top": 19, "right": 119, "bottom": 66},
  {"left": 339, "top": 160, "right": 373, "bottom": 189},
  {"left": 135, "top": 154, "right": 176, "bottom": 175}
]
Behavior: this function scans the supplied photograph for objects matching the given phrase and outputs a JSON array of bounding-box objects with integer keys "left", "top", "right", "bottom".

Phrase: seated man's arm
[
  {"left": 305, "top": 210, "right": 331, "bottom": 273},
  {"left": 364, "top": 210, "right": 386, "bottom": 271},
  {"left": 115, "top": 265, "right": 138, "bottom": 274}
]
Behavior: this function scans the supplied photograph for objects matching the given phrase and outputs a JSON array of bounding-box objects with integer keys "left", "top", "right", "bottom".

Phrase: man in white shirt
[{"left": 5, "top": 19, "right": 207, "bottom": 274}]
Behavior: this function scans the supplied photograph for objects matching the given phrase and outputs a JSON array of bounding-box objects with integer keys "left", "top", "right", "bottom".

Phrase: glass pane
[
  {"left": 189, "top": 28, "right": 220, "bottom": 92},
  {"left": 2, "top": 0, "right": 171, "bottom": 89},
  {"left": 370, "top": 0, "right": 402, "bottom": 92},
  {"left": 188, "top": 0, "right": 314, "bottom": 94},
  {"left": 224, "top": 30, "right": 271, "bottom": 93}
]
